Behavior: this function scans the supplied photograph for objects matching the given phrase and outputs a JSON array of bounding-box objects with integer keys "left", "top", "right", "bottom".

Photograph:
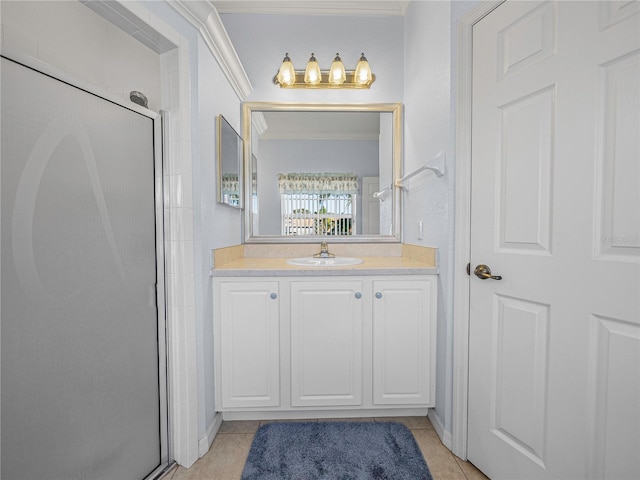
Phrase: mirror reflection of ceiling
[
  {"left": 260, "top": 112, "right": 381, "bottom": 141},
  {"left": 212, "top": 1, "right": 410, "bottom": 16}
]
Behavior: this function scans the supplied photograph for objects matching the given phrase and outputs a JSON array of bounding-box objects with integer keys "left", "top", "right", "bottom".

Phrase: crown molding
[
  {"left": 212, "top": 1, "right": 409, "bottom": 16},
  {"left": 252, "top": 111, "right": 268, "bottom": 137},
  {"left": 170, "top": 1, "right": 253, "bottom": 100},
  {"left": 260, "top": 131, "right": 379, "bottom": 141}
]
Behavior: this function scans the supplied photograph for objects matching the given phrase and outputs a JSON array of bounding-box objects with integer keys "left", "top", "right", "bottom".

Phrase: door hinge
[{"left": 466, "top": 263, "right": 471, "bottom": 275}]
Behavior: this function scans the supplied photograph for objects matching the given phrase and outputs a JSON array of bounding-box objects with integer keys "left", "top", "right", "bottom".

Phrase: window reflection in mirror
[
  {"left": 242, "top": 103, "right": 402, "bottom": 243},
  {"left": 217, "top": 115, "right": 243, "bottom": 208}
]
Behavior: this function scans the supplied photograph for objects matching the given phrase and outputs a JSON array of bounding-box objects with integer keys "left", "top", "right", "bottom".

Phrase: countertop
[{"left": 210, "top": 244, "right": 438, "bottom": 277}]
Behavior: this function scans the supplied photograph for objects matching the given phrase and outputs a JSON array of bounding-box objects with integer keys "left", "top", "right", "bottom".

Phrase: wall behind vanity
[
  {"left": 221, "top": 3, "right": 475, "bottom": 443},
  {"left": 219, "top": 14, "right": 404, "bottom": 103},
  {"left": 186, "top": 0, "right": 483, "bottom": 456},
  {"left": 403, "top": 0, "right": 453, "bottom": 441}
]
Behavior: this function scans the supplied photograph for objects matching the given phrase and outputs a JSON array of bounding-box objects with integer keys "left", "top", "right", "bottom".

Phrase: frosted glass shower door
[{"left": 1, "top": 57, "right": 167, "bottom": 479}]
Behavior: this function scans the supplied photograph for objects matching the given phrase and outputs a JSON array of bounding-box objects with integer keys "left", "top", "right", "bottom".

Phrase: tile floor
[{"left": 167, "top": 416, "right": 488, "bottom": 480}]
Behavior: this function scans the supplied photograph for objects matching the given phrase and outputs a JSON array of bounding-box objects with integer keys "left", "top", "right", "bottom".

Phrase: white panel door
[
  {"left": 217, "top": 281, "right": 280, "bottom": 408},
  {"left": 290, "top": 280, "right": 363, "bottom": 406},
  {"left": 361, "top": 176, "right": 380, "bottom": 235},
  {"left": 372, "top": 278, "right": 436, "bottom": 405},
  {"left": 468, "top": 2, "right": 640, "bottom": 479}
]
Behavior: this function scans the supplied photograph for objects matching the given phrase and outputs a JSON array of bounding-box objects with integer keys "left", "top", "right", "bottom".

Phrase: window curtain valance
[
  {"left": 222, "top": 173, "right": 257, "bottom": 195},
  {"left": 221, "top": 173, "right": 239, "bottom": 195},
  {"left": 278, "top": 173, "right": 359, "bottom": 194}
]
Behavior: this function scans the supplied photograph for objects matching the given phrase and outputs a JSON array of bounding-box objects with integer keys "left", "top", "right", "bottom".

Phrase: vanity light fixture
[
  {"left": 354, "top": 53, "right": 373, "bottom": 85},
  {"left": 304, "top": 53, "right": 322, "bottom": 85},
  {"left": 328, "top": 53, "right": 346, "bottom": 85},
  {"left": 276, "top": 53, "right": 296, "bottom": 86},
  {"left": 274, "top": 52, "right": 375, "bottom": 88}
]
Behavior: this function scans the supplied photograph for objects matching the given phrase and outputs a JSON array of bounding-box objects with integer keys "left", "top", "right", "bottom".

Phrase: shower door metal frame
[{"left": 1, "top": 48, "right": 172, "bottom": 479}]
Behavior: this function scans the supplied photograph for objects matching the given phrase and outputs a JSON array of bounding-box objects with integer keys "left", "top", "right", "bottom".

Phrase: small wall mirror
[
  {"left": 217, "top": 115, "right": 243, "bottom": 208},
  {"left": 243, "top": 102, "right": 403, "bottom": 243}
]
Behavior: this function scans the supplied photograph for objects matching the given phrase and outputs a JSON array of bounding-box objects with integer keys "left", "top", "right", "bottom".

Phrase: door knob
[{"left": 474, "top": 264, "right": 502, "bottom": 280}]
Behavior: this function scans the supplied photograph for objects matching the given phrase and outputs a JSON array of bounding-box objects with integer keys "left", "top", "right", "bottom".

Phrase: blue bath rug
[{"left": 241, "top": 421, "right": 433, "bottom": 480}]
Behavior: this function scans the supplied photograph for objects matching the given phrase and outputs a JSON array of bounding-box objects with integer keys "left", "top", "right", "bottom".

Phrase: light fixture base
[{"left": 273, "top": 71, "right": 376, "bottom": 89}]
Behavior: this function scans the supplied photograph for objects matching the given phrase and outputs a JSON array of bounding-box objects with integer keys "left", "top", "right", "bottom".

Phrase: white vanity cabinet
[
  {"left": 213, "top": 275, "right": 437, "bottom": 416},
  {"left": 372, "top": 279, "right": 436, "bottom": 405},
  {"left": 214, "top": 281, "right": 280, "bottom": 408},
  {"left": 290, "top": 280, "right": 364, "bottom": 407}
]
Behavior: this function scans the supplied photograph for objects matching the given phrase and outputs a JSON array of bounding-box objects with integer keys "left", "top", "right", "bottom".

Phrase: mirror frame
[
  {"left": 242, "top": 102, "right": 403, "bottom": 243},
  {"left": 216, "top": 114, "right": 243, "bottom": 209}
]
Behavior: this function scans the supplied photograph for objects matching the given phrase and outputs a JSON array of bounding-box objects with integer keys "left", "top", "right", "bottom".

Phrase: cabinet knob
[
  {"left": 375, "top": 292, "right": 382, "bottom": 299},
  {"left": 355, "top": 292, "right": 362, "bottom": 299},
  {"left": 270, "top": 293, "right": 277, "bottom": 299}
]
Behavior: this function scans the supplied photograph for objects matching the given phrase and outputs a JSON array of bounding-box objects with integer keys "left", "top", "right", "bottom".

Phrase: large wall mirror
[
  {"left": 242, "top": 102, "right": 402, "bottom": 243},
  {"left": 217, "top": 115, "right": 243, "bottom": 208}
]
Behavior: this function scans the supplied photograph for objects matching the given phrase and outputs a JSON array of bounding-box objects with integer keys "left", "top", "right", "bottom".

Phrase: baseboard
[
  {"left": 203, "top": 409, "right": 444, "bottom": 454},
  {"left": 220, "top": 408, "right": 430, "bottom": 421},
  {"left": 198, "top": 412, "right": 223, "bottom": 457},
  {"left": 428, "top": 408, "right": 452, "bottom": 450}
]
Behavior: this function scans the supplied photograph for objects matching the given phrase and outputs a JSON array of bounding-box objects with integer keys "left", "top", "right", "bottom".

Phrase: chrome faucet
[{"left": 314, "top": 241, "right": 334, "bottom": 258}]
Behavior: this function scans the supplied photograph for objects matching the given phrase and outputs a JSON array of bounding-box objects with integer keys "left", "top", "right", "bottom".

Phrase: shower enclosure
[{"left": 1, "top": 54, "right": 170, "bottom": 479}]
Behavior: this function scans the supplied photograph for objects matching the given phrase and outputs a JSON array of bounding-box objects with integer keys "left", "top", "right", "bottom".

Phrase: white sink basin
[{"left": 286, "top": 257, "right": 363, "bottom": 267}]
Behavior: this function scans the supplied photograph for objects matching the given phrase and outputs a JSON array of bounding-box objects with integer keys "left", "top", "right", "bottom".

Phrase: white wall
[
  {"left": 220, "top": 13, "right": 404, "bottom": 103},
  {"left": 402, "top": 0, "right": 482, "bottom": 441},
  {"left": 222, "top": 4, "right": 471, "bottom": 434},
  {"left": 403, "top": 0, "right": 453, "bottom": 437},
  {"left": 142, "top": 0, "right": 245, "bottom": 453},
  {"left": 379, "top": 113, "right": 394, "bottom": 235},
  {"left": 220, "top": 5, "right": 465, "bottom": 441},
  {"left": 195, "top": 33, "right": 244, "bottom": 437},
  {"left": 1, "top": 0, "right": 161, "bottom": 110}
]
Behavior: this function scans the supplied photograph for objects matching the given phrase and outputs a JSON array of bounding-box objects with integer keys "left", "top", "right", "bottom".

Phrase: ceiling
[
  {"left": 212, "top": 1, "right": 410, "bottom": 16},
  {"left": 260, "top": 111, "right": 382, "bottom": 140}
]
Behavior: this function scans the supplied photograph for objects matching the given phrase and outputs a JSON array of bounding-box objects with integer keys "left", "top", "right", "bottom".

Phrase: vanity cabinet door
[
  {"left": 290, "top": 280, "right": 364, "bottom": 406},
  {"left": 372, "top": 278, "right": 437, "bottom": 405},
  {"left": 216, "top": 281, "right": 280, "bottom": 408}
]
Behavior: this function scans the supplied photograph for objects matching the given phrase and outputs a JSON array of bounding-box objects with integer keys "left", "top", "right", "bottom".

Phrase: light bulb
[
  {"left": 353, "top": 53, "right": 372, "bottom": 85},
  {"left": 328, "top": 53, "right": 346, "bottom": 85},
  {"left": 276, "top": 53, "right": 296, "bottom": 86},
  {"left": 304, "top": 53, "right": 321, "bottom": 85}
]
